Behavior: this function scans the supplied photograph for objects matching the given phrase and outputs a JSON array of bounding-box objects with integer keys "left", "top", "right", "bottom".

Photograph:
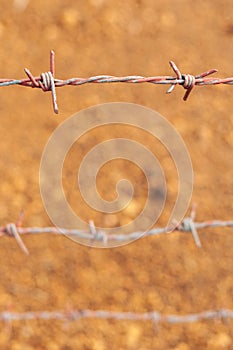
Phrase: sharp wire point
[
  {"left": 24, "top": 68, "right": 39, "bottom": 87},
  {"left": 16, "top": 210, "right": 24, "bottom": 228},
  {"left": 189, "top": 220, "right": 202, "bottom": 248},
  {"left": 50, "top": 50, "right": 55, "bottom": 76}
]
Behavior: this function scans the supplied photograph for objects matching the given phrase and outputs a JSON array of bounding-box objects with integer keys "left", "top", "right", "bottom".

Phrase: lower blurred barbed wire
[
  {"left": 0, "top": 205, "right": 232, "bottom": 254},
  {"left": 0, "top": 308, "right": 233, "bottom": 325}
]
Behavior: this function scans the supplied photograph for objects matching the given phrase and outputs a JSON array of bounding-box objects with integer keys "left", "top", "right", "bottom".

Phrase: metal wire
[
  {"left": 0, "top": 205, "right": 232, "bottom": 254},
  {"left": 0, "top": 308, "right": 232, "bottom": 325},
  {"left": 0, "top": 51, "right": 232, "bottom": 113},
  {"left": 1, "top": 207, "right": 232, "bottom": 327}
]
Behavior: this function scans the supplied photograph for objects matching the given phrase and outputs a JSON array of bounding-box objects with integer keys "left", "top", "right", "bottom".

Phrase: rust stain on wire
[{"left": 0, "top": 51, "right": 232, "bottom": 114}]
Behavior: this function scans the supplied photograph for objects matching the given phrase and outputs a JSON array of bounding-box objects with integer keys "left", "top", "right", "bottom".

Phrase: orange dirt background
[{"left": 0, "top": 1, "right": 232, "bottom": 349}]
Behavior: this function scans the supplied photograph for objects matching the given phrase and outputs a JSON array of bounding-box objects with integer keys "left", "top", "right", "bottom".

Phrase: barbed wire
[
  {"left": 1, "top": 206, "right": 232, "bottom": 327},
  {"left": 0, "top": 51, "right": 232, "bottom": 113},
  {"left": 0, "top": 308, "right": 233, "bottom": 325},
  {"left": 0, "top": 205, "right": 232, "bottom": 254}
]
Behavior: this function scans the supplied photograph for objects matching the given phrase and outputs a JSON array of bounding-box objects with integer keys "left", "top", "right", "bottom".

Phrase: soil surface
[{"left": 0, "top": 1, "right": 232, "bottom": 349}]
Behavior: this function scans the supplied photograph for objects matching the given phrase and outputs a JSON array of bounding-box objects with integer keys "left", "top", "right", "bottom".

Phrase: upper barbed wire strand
[{"left": 0, "top": 51, "right": 233, "bottom": 113}]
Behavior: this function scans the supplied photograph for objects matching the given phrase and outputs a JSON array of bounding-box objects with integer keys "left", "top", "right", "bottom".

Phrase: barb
[
  {"left": 0, "top": 211, "right": 29, "bottom": 255},
  {"left": 0, "top": 308, "right": 232, "bottom": 325},
  {"left": 0, "top": 207, "right": 232, "bottom": 254},
  {"left": 173, "top": 203, "right": 202, "bottom": 248},
  {"left": 0, "top": 51, "right": 232, "bottom": 113}
]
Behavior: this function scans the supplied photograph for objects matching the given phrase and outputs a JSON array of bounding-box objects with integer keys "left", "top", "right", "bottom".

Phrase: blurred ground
[{"left": 0, "top": 0, "right": 232, "bottom": 349}]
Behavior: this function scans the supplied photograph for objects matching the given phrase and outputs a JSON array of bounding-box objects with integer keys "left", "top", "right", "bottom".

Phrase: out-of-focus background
[{"left": 0, "top": 0, "right": 232, "bottom": 349}]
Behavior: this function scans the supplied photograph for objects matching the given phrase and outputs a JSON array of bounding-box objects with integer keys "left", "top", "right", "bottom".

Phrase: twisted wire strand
[
  {"left": 0, "top": 206, "right": 232, "bottom": 254},
  {"left": 0, "top": 51, "right": 232, "bottom": 113},
  {"left": 0, "top": 308, "right": 232, "bottom": 324}
]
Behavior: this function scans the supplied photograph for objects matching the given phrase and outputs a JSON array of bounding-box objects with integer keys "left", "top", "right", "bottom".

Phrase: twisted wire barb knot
[
  {"left": 23, "top": 50, "right": 58, "bottom": 113},
  {"left": 168, "top": 61, "right": 218, "bottom": 100},
  {"left": 174, "top": 204, "right": 202, "bottom": 248},
  {"left": 0, "top": 211, "right": 29, "bottom": 255}
]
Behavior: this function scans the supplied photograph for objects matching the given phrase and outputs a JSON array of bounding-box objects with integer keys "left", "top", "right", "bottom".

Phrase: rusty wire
[
  {"left": 0, "top": 205, "right": 232, "bottom": 254},
  {"left": 0, "top": 308, "right": 233, "bottom": 325},
  {"left": 0, "top": 51, "right": 232, "bottom": 113}
]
